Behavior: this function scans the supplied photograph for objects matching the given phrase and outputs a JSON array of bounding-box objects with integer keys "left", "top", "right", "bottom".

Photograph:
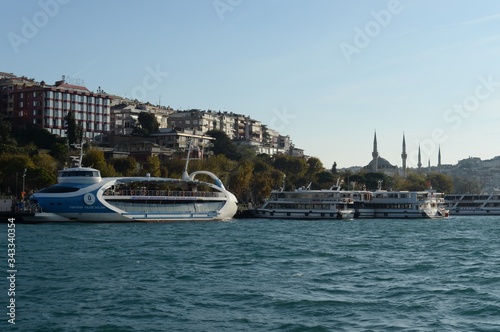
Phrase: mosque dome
[{"left": 364, "top": 156, "right": 397, "bottom": 170}]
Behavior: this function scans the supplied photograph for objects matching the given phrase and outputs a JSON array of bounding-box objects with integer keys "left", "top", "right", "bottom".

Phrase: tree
[
  {"left": 50, "top": 143, "right": 69, "bottom": 165},
  {"left": 82, "top": 149, "right": 117, "bottom": 177},
  {"left": 229, "top": 161, "right": 254, "bottom": 202},
  {"left": 64, "top": 111, "right": 82, "bottom": 145},
  {"left": 426, "top": 172, "right": 453, "bottom": 193},
  {"left": 400, "top": 172, "right": 427, "bottom": 191},
  {"left": 304, "top": 157, "right": 324, "bottom": 188},
  {"left": 0, "top": 153, "right": 35, "bottom": 196},
  {"left": 109, "top": 157, "right": 137, "bottom": 176},
  {"left": 364, "top": 172, "right": 392, "bottom": 190},
  {"left": 144, "top": 155, "right": 161, "bottom": 177},
  {"left": 32, "top": 153, "right": 58, "bottom": 176},
  {"left": 452, "top": 176, "right": 482, "bottom": 194},
  {"left": 273, "top": 155, "right": 308, "bottom": 189},
  {"left": 0, "top": 116, "right": 17, "bottom": 154},
  {"left": 132, "top": 112, "right": 159, "bottom": 136},
  {"left": 316, "top": 171, "right": 335, "bottom": 189},
  {"left": 206, "top": 130, "right": 241, "bottom": 161}
]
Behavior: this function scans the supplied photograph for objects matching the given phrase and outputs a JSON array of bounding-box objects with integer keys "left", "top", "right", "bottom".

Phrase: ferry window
[{"left": 39, "top": 186, "right": 80, "bottom": 193}]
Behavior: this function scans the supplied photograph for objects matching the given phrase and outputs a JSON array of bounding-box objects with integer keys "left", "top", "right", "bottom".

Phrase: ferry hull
[
  {"left": 356, "top": 209, "right": 447, "bottom": 219},
  {"left": 253, "top": 209, "right": 354, "bottom": 220}
]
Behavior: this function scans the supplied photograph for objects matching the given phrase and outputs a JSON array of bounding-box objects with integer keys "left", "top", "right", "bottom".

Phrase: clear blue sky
[{"left": 3, "top": 0, "right": 500, "bottom": 169}]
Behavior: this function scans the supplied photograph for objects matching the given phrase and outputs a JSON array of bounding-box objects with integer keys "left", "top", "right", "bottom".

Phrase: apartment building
[
  {"left": 0, "top": 74, "right": 111, "bottom": 139},
  {"left": 167, "top": 110, "right": 235, "bottom": 138},
  {"left": 110, "top": 102, "right": 172, "bottom": 135}
]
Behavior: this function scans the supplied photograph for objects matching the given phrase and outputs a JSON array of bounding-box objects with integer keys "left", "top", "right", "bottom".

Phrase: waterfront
[{"left": 2, "top": 216, "right": 500, "bottom": 331}]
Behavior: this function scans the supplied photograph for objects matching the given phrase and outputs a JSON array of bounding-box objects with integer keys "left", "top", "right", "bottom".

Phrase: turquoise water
[{"left": 2, "top": 216, "right": 500, "bottom": 331}]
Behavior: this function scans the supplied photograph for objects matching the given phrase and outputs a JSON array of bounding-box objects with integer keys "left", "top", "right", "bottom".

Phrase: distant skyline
[{"left": 3, "top": 0, "right": 500, "bottom": 168}]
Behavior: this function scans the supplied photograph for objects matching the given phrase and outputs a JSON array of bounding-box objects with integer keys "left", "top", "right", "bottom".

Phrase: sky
[{"left": 2, "top": 0, "right": 500, "bottom": 169}]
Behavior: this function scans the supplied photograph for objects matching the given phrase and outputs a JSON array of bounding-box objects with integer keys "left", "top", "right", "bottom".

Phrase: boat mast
[{"left": 70, "top": 143, "right": 84, "bottom": 167}]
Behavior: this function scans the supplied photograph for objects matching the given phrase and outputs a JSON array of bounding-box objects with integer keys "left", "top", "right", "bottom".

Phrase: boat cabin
[{"left": 57, "top": 167, "right": 102, "bottom": 184}]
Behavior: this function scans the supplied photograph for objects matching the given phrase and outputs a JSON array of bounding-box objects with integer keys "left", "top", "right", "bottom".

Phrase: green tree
[
  {"left": 64, "top": 111, "right": 82, "bottom": 145},
  {"left": 50, "top": 143, "right": 69, "bottom": 165},
  {"left": 426, "top": 172, "right": 454, "bottom": 193},
  {"left": 273, "top": 155, "right": 308, "bottom": 189},
  {"left": 229, "top": 160, "right": 254, "bottom": 202},
  {"left": 0, "top": 154, "right": 35, "bottom": 196},
  {"left": 206, "top": 130, "right": 241, "bottom": 161},
  {"left": 452, "top": 176, "right": 482, "bottom": 194},
  {"left": 132, "top": 112, "right": 159, "bottom": 136},
  {"left": 109, "top": 157, "right": 137, "bottom": 176},
  {"left": 304, "top": 157, "right": 324, "bottom": 188},
  {"left": 28, "top": 168, "right": 56, "bottom": 192},
  {"left": 0, "top": 116, "right": 17, "bottom": 154},
  {"left": 400, "top": 172, "right": 427, "bottom": 191},
  {"left": 32, "top": 153, "right": 58, "bottom": 177},
  {"left": 316, "top": 171, "right": 335, "bottom": 189},
  {"left": 82, "top": 149, "right": 117, "bottom": 177},
  {"left": 145, "top": 155, "right": 161, "bottom": 177}
]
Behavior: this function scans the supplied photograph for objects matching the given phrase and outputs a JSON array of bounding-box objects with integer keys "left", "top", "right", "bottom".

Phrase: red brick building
[{"left": 0, "top": 73, "right": 111, "bottom": 139}]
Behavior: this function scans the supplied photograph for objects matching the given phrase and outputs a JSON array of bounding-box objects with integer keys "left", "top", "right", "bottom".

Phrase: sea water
[{"left": 2, "top": 216, "right": 500, "bottom": 331}]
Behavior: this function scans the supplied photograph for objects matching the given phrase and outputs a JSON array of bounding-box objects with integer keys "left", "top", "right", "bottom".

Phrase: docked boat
[
  {"left": 353, "top": 189, "right": 449, "bottom": 219},
  {"left": 445, "top": 190, "right": 500, "bottom": 215},
  {"left": 252, "top": 182, "right": 355, "bottom": 220},
  {"left": 29, "top": 144, "right": 238, "bottom": 222}
]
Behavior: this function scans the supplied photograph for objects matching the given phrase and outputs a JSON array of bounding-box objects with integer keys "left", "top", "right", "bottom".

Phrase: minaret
[
  {"left": 417, "top": 144, "right": 422, "bottom": 172},
  {"left": 428, "top": 159, "right": 431, "bottom": 173},
  {"left": 438, "top": 145, "right": 442, "bottom": 172},
  {"left": 372, "top": 130, "right": 379, "bottom": 172},
  {"left": 401, "top": 133, "right": 407, "bottom": 178}
]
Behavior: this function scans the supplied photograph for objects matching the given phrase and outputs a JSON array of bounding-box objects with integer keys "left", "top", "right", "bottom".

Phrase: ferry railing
[{"left": 104, "top": 189, "right": 224, "bottom": 198}]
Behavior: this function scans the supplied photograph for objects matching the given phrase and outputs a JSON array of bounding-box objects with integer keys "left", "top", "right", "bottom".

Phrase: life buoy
[
  {"left": 130, "top": 190, "right": 134, "bottom": 195},
  {"left": 305, "top": 212, "right": 309, "bottom": 216},
  {"left": 321, "top": 213, "right": 325, "bottom": 217},
  {"left": 384, "top": 212, "right": 388, "bottom": 217},
  {"left": 287, "top": 212, "right": 291, "bottom": 216},
  {"left": 156, "top": 190, "right": 160, "bottom": 195}
]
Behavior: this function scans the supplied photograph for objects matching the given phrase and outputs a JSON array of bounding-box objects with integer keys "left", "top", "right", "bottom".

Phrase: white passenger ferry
[
  {"left": 29, "top": 143, "right": 238, "bottom": 222},
  {"left": 253, "top": 182, "right": 355, "bottom": 220},
  {"left": 445, "top": 190, "right": 500, "bottom": 215},
  {"left": 353, "top": 189, "right": 449, "bottom": 219}
]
